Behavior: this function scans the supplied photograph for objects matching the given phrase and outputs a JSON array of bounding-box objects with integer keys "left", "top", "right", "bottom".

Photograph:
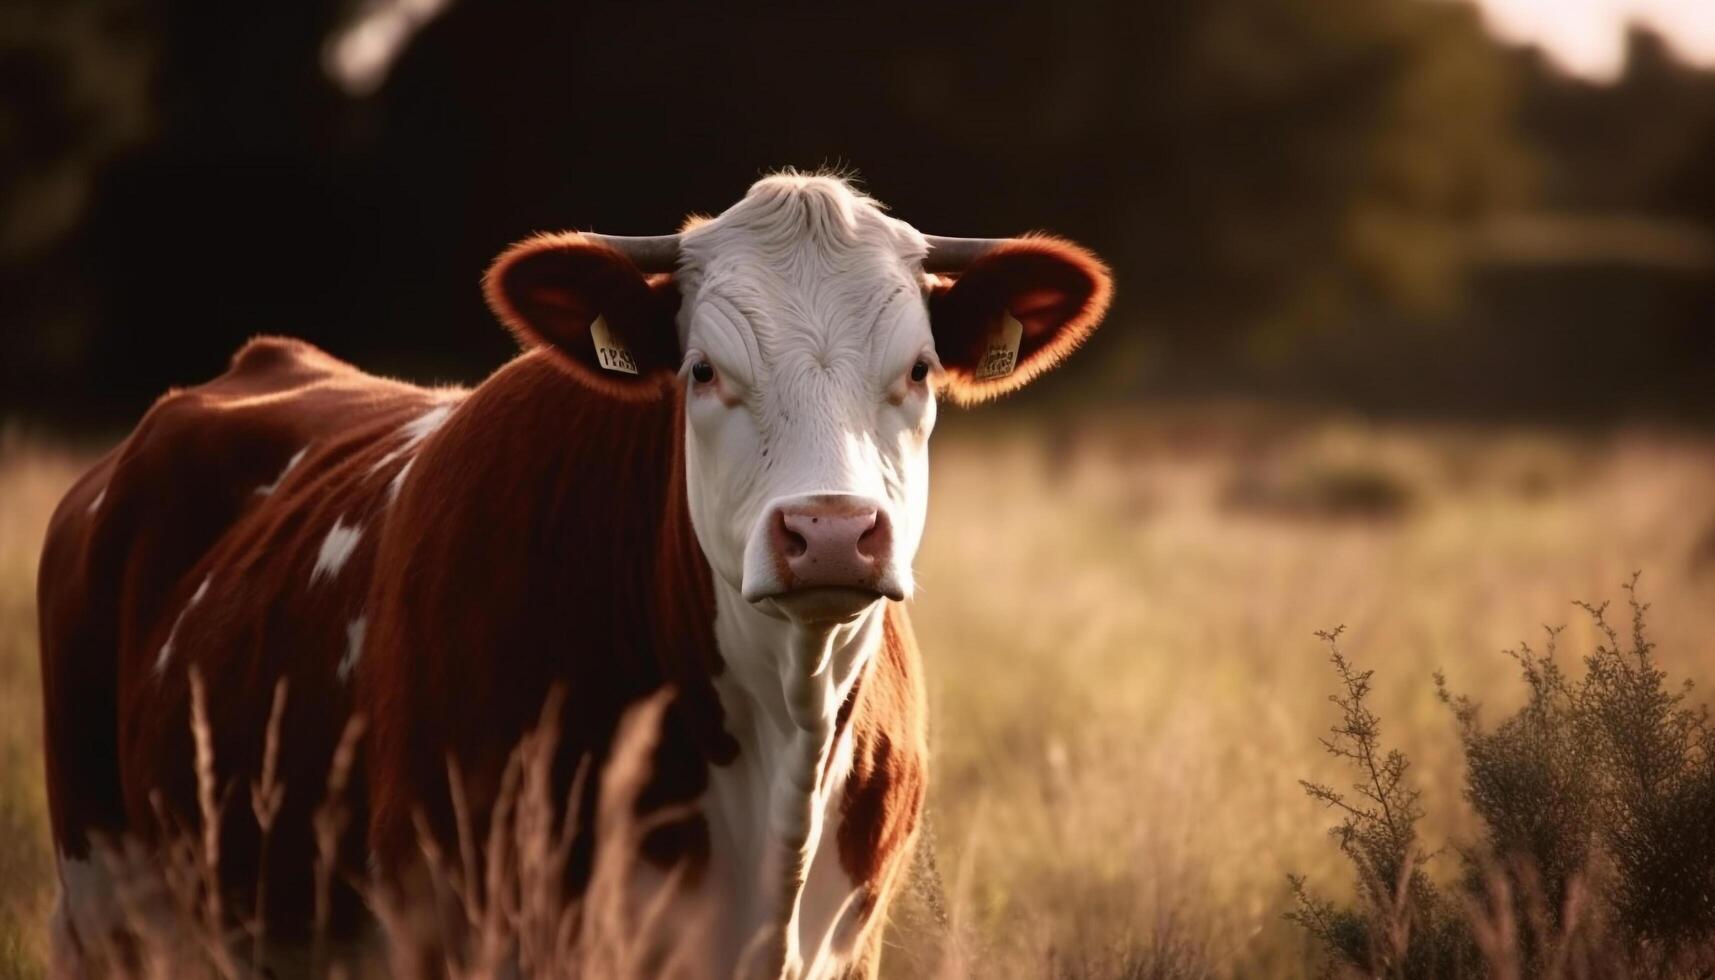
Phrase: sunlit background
[
  {"left": 2, "top": 0, "right": 1713, "bottom": 975},
  {"left": 1467, "top": 0, "right": 1715, "bottom": 79}
]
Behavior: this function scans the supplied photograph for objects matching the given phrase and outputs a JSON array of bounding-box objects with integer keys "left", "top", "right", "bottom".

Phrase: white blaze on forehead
[
  {"left": 256, "top": 445, "right": 309, "bottom": 496},
  {"left": 311, "top": 518, "right": 364, "bottom": 583},
  {"left": 87, "top": 488, "right": 105, "bottom": 515},
  {"left": 368, "top": 403, "right": 453, "bottom": 476},
  {"left": 155, "top": 573, "right": 213, "bottom": 676},
  {"left": 339, "top": 616, "right": 367, "bottom": 682}
]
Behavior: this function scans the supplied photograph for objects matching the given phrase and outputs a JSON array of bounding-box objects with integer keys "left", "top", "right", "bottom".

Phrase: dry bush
[
  {"left": 1287, "top": 627, "right": 1477, "bottom": 979},
  {"left": 1291, "top": 576, "right": 1715, "bottom": 979}
]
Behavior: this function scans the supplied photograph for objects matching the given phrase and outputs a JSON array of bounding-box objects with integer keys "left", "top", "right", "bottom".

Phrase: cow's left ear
[
  {"left": 926, "top": 235, "right": 1112, "bottom": 405},
  {"left": 483, "top": 232, "right": 682, "bottom": 401}
]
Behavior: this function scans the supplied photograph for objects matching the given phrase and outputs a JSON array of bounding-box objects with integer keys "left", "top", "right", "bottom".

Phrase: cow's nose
[{"left": 767, "top": 495, "right": 894, "bottom": 595}]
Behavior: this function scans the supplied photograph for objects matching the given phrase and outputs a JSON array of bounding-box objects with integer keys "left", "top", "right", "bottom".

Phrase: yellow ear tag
[
  {"left": 974, "top": 311, "right": 1024, "bottom": 380},
  {"left": 590, "top": 315, "right": 638, "bottom": 375}
]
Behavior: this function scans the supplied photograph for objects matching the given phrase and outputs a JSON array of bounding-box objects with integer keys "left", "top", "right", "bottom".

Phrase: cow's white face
[
  {"left": 673, "top": 180, "right": 934, "bottom": 621},
  {"left": 484, "top": 172, "right": 1111, "bottom": 625}
]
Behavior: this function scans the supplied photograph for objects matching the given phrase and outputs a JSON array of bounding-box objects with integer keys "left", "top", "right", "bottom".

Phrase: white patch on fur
[
  {"left": 154, "top": 574, "right": 212, "bottom": 676},
  {"left": 311, "top": 519, "right": 363, "bottom": 583},
  {"left": 339, "top": 616, "right": 367, "bottom": 682},
  {"left": 256, "top": 445, "right": 309, "bottom": 496},
  {"left": 87, "top": 488, "right": 106, "bottom": 514},
  {"left": 400, "top": 402, "right": 453, "bottom": 444},
  {"left": 368, "top": 403, "right": 453, "bottom": 476},
  {"left": 386, "top": 457, "right": 414, "bottom": 504}
]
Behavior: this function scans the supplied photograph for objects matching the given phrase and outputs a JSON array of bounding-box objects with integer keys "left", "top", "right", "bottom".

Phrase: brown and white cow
[{"left": 38, "top": 173, "right": 1111, "bottom": 978}]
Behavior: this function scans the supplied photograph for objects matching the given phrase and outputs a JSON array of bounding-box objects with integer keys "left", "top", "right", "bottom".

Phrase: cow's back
[{"left": 38, "top": 336, "right": 462, "bottom": 946}]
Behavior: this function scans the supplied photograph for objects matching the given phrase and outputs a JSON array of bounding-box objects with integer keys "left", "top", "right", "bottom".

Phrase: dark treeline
[{"left": 2, "top": 0, "right": 1712, "bottom": 424}]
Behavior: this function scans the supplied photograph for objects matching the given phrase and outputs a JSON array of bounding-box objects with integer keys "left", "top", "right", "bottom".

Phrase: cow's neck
[{"left": 709, "top": 580, "right": 885, "bottom": 976}]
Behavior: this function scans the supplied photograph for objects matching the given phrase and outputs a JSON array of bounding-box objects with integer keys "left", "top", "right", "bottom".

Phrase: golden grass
[
  {"left": 893, "top": 409, "right": 1715, "bottom": 977},
  {"left": 3, "top": 408, "right": 1714, "bottom": 977},
  {"left": 0, "top": 428, "right": 92, "bottom": 980}
]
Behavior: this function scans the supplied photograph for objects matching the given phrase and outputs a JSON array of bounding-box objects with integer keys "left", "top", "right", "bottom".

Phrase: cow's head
[{"left": 485, "top": 174, "right": 1110, "bottom": 625}]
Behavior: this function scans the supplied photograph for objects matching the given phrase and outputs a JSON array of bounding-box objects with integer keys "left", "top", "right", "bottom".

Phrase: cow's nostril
[
  {"left": 774, "top": 511, "right": 809, "bottom": 559},
  {"left": 856, "top": 511, "right": 887, "bottom": 561}
]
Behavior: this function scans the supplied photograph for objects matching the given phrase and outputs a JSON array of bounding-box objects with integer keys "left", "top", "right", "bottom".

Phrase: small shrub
[
  {"left": 1287, "top": 627, "right": 1477, "bottom": 979},
  {"left": 1570, "top": 581, "right": 1715, "bottom": 953},
  {"left": 1290, "top": 577, "right": 1715, "bottom": 979},
  {"left": 1436, "top": 625, "right": 1594, "bottom": 962}
]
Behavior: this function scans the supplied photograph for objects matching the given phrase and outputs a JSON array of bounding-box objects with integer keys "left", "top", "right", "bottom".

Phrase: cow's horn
[
  {"left": 921, "top": 235, "right": 1007, "bottom": 274},
  {"left": 584, "top": 234, "right": 682, "bottom": 274}
]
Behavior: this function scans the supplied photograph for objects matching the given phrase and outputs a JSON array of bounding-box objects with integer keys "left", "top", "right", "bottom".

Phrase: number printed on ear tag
[
  {"left": 590, "top": 315, "right": 638, "bottom": 375},
  {"left": 975, "top": 312, "right": 1024, "bottom": 381}
]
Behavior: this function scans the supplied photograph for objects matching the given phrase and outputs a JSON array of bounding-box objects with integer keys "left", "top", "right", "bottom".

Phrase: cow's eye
[
  {"left": 909, "top": 359, "right": 930, "bottom": 384},
  {"left": 691, "top": 361, "right": 716, "bottom": 385}
]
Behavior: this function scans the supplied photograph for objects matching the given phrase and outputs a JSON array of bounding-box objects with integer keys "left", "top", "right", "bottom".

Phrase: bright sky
[
  {"left": 322, "top": 0, "right": 1715, "bottom": 96},
  {"left": 1464, "top": 0, "right": 1715, "bottom": 80}
]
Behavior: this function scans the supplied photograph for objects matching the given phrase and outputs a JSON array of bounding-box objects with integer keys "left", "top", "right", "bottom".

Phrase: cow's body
[{"left": 39, "top": 173, "right": 1108, "bottom": 979}]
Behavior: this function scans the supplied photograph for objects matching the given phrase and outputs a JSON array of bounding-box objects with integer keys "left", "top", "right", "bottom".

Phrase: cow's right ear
[{"left": 483, "top": 232, "right": 682, "bottom": 401}]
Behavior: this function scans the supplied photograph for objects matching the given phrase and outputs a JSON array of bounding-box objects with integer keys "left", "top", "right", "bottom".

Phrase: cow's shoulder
[
  {"left": 116, "top": 337, "right": 359, "bottom": 480},
  {"left": 225, "top": 334, "right": 353, "bottom": 384},
  {"left": 115, "top": 337, "right": 435, "bottom": 492}
]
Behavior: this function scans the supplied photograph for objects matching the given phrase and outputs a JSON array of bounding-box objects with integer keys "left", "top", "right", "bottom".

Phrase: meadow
[{"left": 2, "top": 406, "right": 1713, "bottom": 978}]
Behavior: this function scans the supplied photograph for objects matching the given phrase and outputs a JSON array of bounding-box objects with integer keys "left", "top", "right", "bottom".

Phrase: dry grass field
[{"left": 2, "top": 407, "right": 1713, "bottom": 978}]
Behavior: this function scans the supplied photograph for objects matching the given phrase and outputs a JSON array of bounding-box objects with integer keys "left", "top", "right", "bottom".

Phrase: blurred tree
[
  {"left": 1086, "top": 0, "right": 1531, "bottom": 359},
  {"left": 0, "top": 0, "right": 156, "bottom": 410},
  {"left": 856, "top": 0, "right": 1531, "bottom": 361},
  {"left": 0, "top": 0, "right": 155, "bottom": 260}
]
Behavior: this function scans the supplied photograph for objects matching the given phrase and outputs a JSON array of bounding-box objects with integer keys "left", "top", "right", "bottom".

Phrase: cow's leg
[
  {"left": 40, "top": 545, "right": 136, "bottom": 974},
  {"left": 46, "top": 843, "right": 177, "bottom": 979},
  {"left": 48, "top": 851, "right": 121, "bottom": 978},
  {"left": 39, "top": 458, "right": 206, "bottom": 975}
]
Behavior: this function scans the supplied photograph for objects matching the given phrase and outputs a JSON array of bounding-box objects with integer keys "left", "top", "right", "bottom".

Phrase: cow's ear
[
  {"left": 483, "top": 232, "right": 682, "bottom": 400},
  {"left": 926, "top": 235, "right": 1112, "bottom": 405}
]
